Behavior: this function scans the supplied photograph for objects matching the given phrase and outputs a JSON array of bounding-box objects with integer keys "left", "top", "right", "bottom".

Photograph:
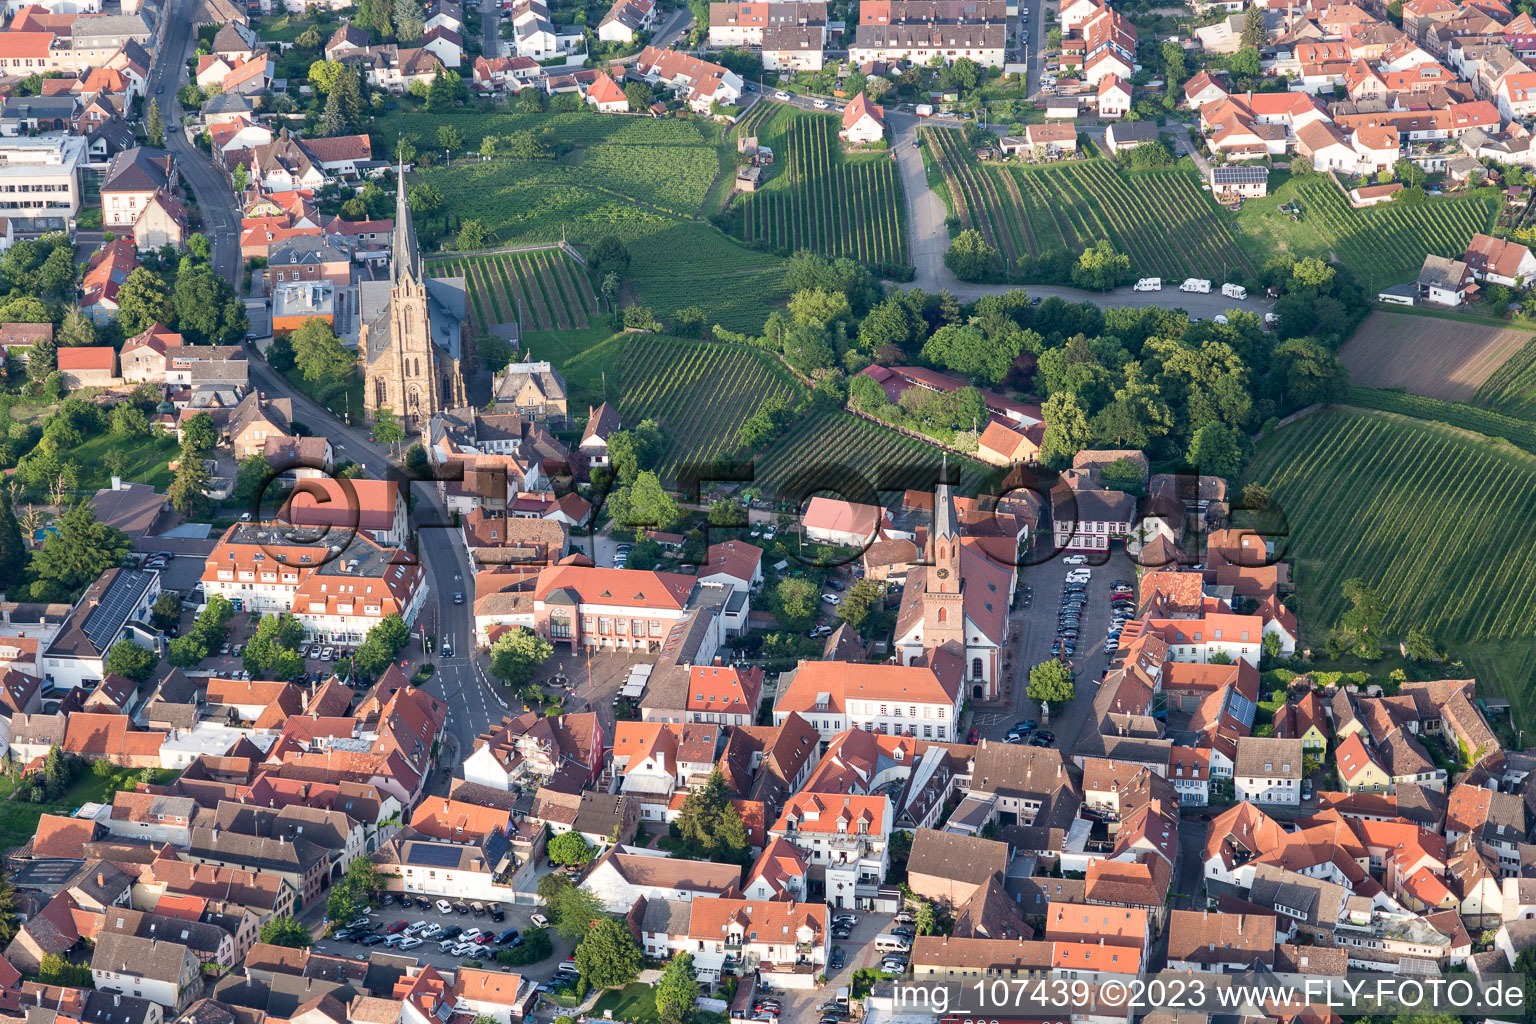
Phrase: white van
[{"left": 874, "top": 934, "right": 911, "bottom": 952}]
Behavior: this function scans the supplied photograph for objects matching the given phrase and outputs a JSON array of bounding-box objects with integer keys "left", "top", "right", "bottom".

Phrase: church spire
[
  {"left": 393, "top": 152, "right": 421, "bottom": 286},
  {"left": 934, "top": 455, "right": 958, "bottom": 542}
]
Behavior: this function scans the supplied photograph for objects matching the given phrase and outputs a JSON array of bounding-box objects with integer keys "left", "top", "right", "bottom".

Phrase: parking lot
[
  {"left": 974, "top": 549, "right": 1139, "bottom": 753},
  {"left": 310, "top": 898, "right": 553, "bottom": 977}
]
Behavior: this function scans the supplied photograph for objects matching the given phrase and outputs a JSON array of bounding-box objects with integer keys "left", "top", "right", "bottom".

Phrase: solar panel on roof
[
  {"left": 405, "top": 843, "right": 464, "bottom": 868},
  {"left": 82, "top": 570, "right": 151, "bottom": 654}
]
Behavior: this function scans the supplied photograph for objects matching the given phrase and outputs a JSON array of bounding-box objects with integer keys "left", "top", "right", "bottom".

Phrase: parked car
[
  {"left": 1062, "top": 554, "right": 1087, "bottom": 565},
  {"left": 530, "top": 913, "right": 549, "bottom": 927},
  {"left": 398, "top": 936, "right": 423, "bottom": 950},
  {"left": 495, "top": 929, "right": 519, "bottom": 944},
  {"left": 360, "top": 934, "right": 385, "bottom": 946},
  {"left": 441, "top": 925, "right": 463, "bottom": 940},
  {"left": 436, "top": 900, "right": 453, "bottom": 914},
  {"left": 385, "top": 921, "right": 409, "bottom": 934}
]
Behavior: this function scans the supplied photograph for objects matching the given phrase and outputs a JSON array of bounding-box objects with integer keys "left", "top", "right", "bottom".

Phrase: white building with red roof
[
  {"left": 772, "top": 659, "right": 961, "bottom": 741},
  {"left": 840, "top": 91, "right": 885, "bottom": 143},
  {"left": 633, "top": 45, "right": 743, "bottom": 113},
  {"left": 699, "top": 540, "right": 763, "bottom": 593},
  {"left": 768, "top": 793, "right": 892, "bottom": 906},
  {"left": 201, "top": 522, "right": 427, "bottom": 642},
  {"left": 585, "top": 72, "right": 629, "bottom": 112},
  {"left": 744, "top": 835, "right": 808, "bottom": 901},
  {"left": 685, "top": 662, "right": 763, "bottom": 726}
]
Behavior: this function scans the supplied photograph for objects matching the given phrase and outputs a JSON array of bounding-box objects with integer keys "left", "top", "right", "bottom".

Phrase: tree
[
  {"left": 1394, "top": 158, "right": 1427, "bottom": 188},
  {"left": 1186, "top": 421, "right": 1246, "bottom": 479},
  {"left": 425, "top": 66, "right": 453, "bottom": 111},
  {"left": 181, "top": 411, "right": 218, "bottom": 455},
  {"left": 944, "top": 229, "right": 1001, "bottom": 281},
  {"left": 320, "top": 89, "right": 348, "bottom": 137},
  {"left": 537, "top": 873, "right": 603, "bottom": 940},
  {"left": 169, "top": 449, "right": 213, "bottom": 518},
  {"left": 672, "top": 767, "right": 752, "bottom": 864},
  {"left": 30, "top": 503, "right": 131, "bottom": 603},
  {"left": 1291, "top": 256, "right": 1336, "bottom": 289},
  {"left": 1327, "top": 578, "right": 1384, "bottom": 660},
  {"left": 232, "top": 453, "right": 272, "bottom": 509},
  {"left": 1028, "top": 659, "right": 1075, "bottom": 707},
  {"left": 836, "top": 578, "right": 883, "bottom": 631},
  {"left": 146, "top": 99, "right": 165, "bottom": 147},
  {"left": 488, "top": 626, "right": 554, "bottom": 687},
  {"left": 0, "top": 491, "right": 25, "bottom": 593},
  {"left": 575, "top": 916, "right": 643, "bottom": 990},
  {"left": 437, "top": 124, "right": 464, "bottom": 157},
  {"left": 244, "top": 613, "right": 306, "bottom": 680},
  {"left": 174, "top": 258, "right": 241, "bottom": 343},
  {"left": 114, "top": 268, "right": 173, "bottom": 336},
  {"left": 624, "top": 81, "right": 653, "bottom": 111},
  {"left": 1230, "top": 45, "right": 1261, "bottom": 77},
  {"left": 591, "top": 235, "right": 630, "bottom": 276},
  {"left": 290, "top": 318, "right": 355, "bottom": 384},
  {"left": 57, "top": 307, "right": 94, "bottom": 348},
  {"left": 607, "top": 471, "right": 679, "bottom": 531},
  {"left": 104, "top": 639, "right": 157, "bottom": 683},
  {"left": 1072, "top": 239, "right": 1131, "bottom": 291},
  {"left": 773, "top": 576, "right": 819, "bottom": 631},
  {"left": 1403, "top": 626, "right": 1441, "bottom": 662},
  {"left": 408, "top": 182, "right": 444, "bottom": 214},
  {"left": 395, "top": 0, "right": 424, "bottom": 41},
  {"left": 352, "top": 613, "right": 412, "bottom": 677},
  {"left": 309, "top": 58, "right": 346, "bottom": 95},
  {"left": 546, "top": 831, "right": 595, "bottom": 866},
  {"left": 921, "top": 322, "right": 1032, "bottom": 385},
  {"left": 914, "top": 899, "right": 937, "bottom": 936},
  {"left": 455, "top": 219, "right": 492, "bottom": 251},
  {"left": 230, "top": 161, "right": 250, "bottom": 193},
  {"left": 1039, "top": 392, "right": 1092, "bottom": 467},
  {"left": 371, "top": 406, "right": 406, "bottom": 449},
  {"left": 260, "top": 917, "right": 312, "bottom": 949},
  {"left": 656, "top": 952, "right": 700, "bottom": 1024},
  {"left": 1240, "top": 4, "right": 1265, "bottom": 47},
  {"left": 151, "top": 592, "right": 183, "bottom": 631},
  {"left": 1161, "top": 40, "right": 1187, "bottom": 83}
]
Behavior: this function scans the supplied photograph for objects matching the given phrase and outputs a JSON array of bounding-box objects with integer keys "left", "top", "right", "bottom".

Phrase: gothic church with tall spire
[{"left": 358, "top": 161, "right": 468, "bottom": 432}]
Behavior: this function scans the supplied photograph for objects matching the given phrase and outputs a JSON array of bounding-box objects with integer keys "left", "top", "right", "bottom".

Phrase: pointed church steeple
[
  {"left": 933, "top": 454, "right": 958, "bottom": 544},
  {"left": 392, "top": 153, "right": 421, "bottom": 287}
]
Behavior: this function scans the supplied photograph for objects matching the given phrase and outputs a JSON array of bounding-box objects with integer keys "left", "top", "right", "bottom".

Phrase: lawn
[
  {"left": 1234, "top": 173, "right": 1499, "bottom": 293},
  {"left": 589, "top": 984, "right": 726, "bottom": 1024},
  {"left": 398, "top": 109, "right": 791, "bottom": 336},
  {"left": 277, "top": 366, "right": 364, "bottom": 427},
  {"left": 523, "top": 325, "right": 628, "bottom": 413},
  {"left": 0, "top": 766, "right": 177, "bottom": 853},
  {"left": 73, "top": 433, "right": 180, "bottom": 492}
]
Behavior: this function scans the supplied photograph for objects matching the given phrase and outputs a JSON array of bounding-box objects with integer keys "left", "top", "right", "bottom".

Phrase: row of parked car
[
  {"left": 380, "top": 893, "right": 508, "bottom": 921},
  {"left": 333, "top": 917, "right": 522, "bottom": 959},
  {"left": 1053, "top": 565, "right": 1091, "bottom": 659},
  {"left": 1105, "top": 581, "right": 1135, "bottom": 654}
]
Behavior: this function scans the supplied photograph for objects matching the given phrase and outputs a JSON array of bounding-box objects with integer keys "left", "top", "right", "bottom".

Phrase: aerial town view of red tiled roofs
[{"left": 0, "top": 0, "right": 1534, "bottom": 1018}]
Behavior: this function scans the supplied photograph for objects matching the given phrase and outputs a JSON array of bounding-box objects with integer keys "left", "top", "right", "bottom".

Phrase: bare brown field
[{"left": 1340, "top": 311, "right": 1533, "bottom": 401}]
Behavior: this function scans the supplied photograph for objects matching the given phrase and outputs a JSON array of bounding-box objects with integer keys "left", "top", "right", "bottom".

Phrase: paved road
[
  {"left": 153, "top": 1, "right": 239, "bottom": 287},
  {"left": 479, "top": 0, "right": 501, "bottom": 59},
  {"left": 154, "top": 0, "right": 508, "bottom": 762}
]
